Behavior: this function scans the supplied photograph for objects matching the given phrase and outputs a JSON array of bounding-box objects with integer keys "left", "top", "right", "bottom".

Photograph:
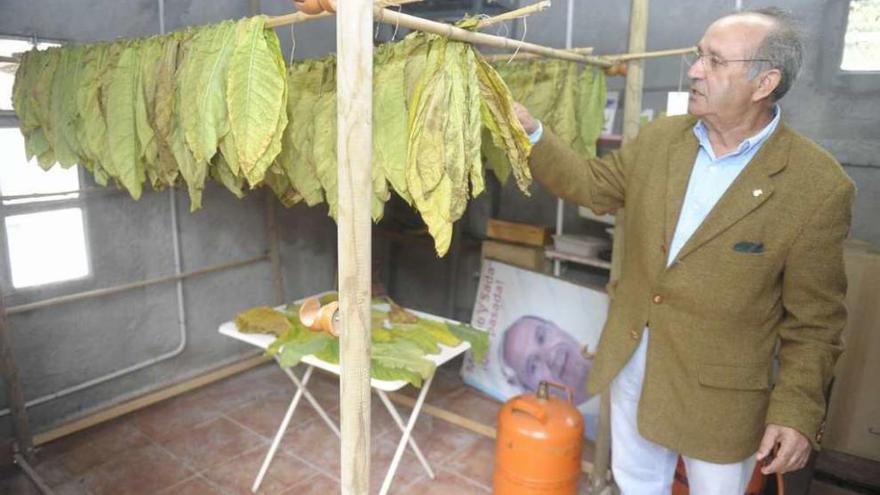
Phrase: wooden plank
[
  {"left": 337, "top": 0, "right": 374, "bottom": 492},
  {"left": 486, "top": 218, "right": 551, "bottom": 247},
  {"left": 482, "top": 240, "right": 548, "bottom": 272},
  {"left": 33, "top": 354, "right": 270, "bottom": 446}
]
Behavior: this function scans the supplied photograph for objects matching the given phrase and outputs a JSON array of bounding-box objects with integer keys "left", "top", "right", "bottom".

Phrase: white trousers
[{"left": 610, "top": 330, "right": 757, "bottom": 495}]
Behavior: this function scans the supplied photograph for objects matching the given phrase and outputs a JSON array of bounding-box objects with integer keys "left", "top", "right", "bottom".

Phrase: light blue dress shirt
[
  {"left": 666, "top": 106, "right": 780, "bottom": 266},
  {"left": 528, "top": 107, "right": 781, "bottom": 266}
]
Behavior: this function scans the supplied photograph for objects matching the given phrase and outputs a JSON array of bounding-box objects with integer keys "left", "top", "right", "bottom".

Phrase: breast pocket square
[{"left": 733, "top": 241, "right": 764, "bottom": 253}]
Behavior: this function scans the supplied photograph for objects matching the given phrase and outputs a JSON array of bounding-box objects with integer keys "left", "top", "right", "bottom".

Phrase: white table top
[{"left": 219, "top": 292, "right": 470, "bottom": 391}]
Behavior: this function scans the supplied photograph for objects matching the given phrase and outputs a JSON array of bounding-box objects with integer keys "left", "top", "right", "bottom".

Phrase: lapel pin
[{"left": 752, "top": 189, "right": 763, "bottom": 197}]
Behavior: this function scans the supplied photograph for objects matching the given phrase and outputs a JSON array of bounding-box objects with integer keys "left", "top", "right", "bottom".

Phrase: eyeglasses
[{"left": 684, "top": 48, "right": 772, "bottom": 71}]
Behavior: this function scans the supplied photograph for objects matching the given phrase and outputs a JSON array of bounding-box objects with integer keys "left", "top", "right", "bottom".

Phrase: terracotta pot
[
  {"left": 298, "top": 297, "right": 340, "bottom": 336},
  {"left": 292, "top": 0, "right": 324, "bottom": 15},
  {"left": 299, "top": 297, "right": 322, "bottom": 328},
  {"left": 317, "top": 0, "right": 336, "bottom": 13}
]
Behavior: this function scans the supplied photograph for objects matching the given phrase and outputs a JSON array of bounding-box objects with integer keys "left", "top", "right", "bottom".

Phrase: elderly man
[{"left": 515, "top": 7, "right": 854, "bottom": 494}]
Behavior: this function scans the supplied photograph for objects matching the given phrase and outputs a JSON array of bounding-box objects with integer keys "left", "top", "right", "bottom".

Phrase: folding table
[{"left": 218, "top": 294, "right": 471, "bottom": 494}]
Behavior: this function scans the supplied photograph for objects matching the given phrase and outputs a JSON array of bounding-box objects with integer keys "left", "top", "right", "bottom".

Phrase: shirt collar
[{"left": 693, "top": 105, "right": 781, "bottom": 159}]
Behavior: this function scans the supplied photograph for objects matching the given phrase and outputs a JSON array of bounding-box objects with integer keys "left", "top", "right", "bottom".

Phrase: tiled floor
[
  {"left": 0, "top": 361, "right": 536, "bottom": 495},
  {"left": 0, "top": 361, "right": 866, "bottom": 495}
]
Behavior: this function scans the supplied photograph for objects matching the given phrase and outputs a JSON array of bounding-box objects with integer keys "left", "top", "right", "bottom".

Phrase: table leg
[
  {"left": 377, "top": 390, "right": 434, "bottom": 479},
  {"left": 378, "top": 373, "right": 435, "bottom": 495},
  {"left": 281, "top": 365, "right": 341, "bottom": 438},
  {"left": 252, "top": 365, "right": 314, "bottom": 493}
]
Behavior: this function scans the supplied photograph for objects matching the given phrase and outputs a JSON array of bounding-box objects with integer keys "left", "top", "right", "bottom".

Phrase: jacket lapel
[
  {"left": 664, "top": 131, "right": 700, "bottom": 252},
  {"left": 673, "top": 122, "right": 792, "bottom": 263}
]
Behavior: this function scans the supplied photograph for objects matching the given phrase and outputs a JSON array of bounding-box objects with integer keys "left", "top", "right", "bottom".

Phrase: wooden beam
[
  {"left": 336, "top": 0, "right": 373, "bottom": 492},
  {"left": 595, "top": 1, "right": 650, "bottom": 493},
  {"left": 0, "top": 292, "right": 34, "bottom": 462}
]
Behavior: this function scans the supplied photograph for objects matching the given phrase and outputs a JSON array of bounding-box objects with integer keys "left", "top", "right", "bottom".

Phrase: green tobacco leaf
[
  {"left": 372, "top": 340, "right": 435, "bottom": 381},
  {"left": 179, "top": 21, "right": 237, "bottom": 165},
  {"left": 152, "top": 35, "right": 182, "bottom": 188},
  {"left": 50, "top": 46, "right": 84, "bottom": 168},
  {"left": 475, "top": 55, "right": 532, "bottom": 195},
  {"left": 210, "top": 152, "right": 246, "bottom": 198},
  {"left": 447, "top": 322, "right": 489, "bottom": 363},
  {"left": 312, "top": 62, "right": 338, "bottom": 219},
  {"left": 371, "top": 360, "right": 423, "bottom": 388},
  {"left": 104, "top": 42, "right": 146, "bottom": 199},
  {"left": 226, "top": 16, "right": 286, "bottom": 185},
  {"left": 33, "top": 48, "right": 60, "bottom": 170},
  {"left": 281, "top": 59, "right": 326, "bottom": 206},
  {"left": 278, "top": 332, "right": 333, "bottom": 368},
  {"left": 388, "top": 324, "right": 441, "bottom": 355},
  {"left": 235, "top": 306, "right": 291, "bottom": 336}
]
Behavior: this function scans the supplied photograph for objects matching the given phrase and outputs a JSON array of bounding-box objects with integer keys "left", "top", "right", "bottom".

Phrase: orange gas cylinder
[
  {"left": 494, "top": 381, "right": 584, "bottom": 495},
  {"left": 672, "top": 456, "right": 784, "bottom": 495}
]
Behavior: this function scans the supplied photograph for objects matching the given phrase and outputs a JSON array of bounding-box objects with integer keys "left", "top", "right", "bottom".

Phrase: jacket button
[
  {"left": 630, "top": 330, "right": 639, "bottom": 340},
  {"left": 652, "top": 294, "right": 664, "bottom": 304}
]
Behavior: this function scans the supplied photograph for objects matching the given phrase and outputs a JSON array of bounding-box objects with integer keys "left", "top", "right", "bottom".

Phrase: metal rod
[
  {"left": 7, "top": 254, "right": 268, "bottom": 315},
  {"left": 266, "top": 192, "right": 285, "bottom": 306}
]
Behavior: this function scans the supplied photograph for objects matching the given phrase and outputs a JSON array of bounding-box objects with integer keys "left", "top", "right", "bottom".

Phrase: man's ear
[{"left": 752, "top": 68, "right": 782, "bottom": 102}]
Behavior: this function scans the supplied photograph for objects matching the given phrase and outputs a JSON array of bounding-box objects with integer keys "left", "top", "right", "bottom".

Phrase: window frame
[
  {"left": 819, "top": 0, "right": 880, "bottom": 95},
  {"left": 0, "top": 33, "right": 94, "bottom": 295}
]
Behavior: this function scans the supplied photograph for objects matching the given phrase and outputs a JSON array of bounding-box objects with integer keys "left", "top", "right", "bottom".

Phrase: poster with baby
[{"left": 462, "top": 259, "right": 609, "bottom": 440}]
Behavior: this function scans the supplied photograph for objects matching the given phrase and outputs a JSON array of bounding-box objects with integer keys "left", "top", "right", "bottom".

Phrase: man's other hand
[
  {"left": 513, "top": 102, "right": 538, "bottom": 134},
  {"left": 756, "top": 424, "right": 811, "bottom": 474}
]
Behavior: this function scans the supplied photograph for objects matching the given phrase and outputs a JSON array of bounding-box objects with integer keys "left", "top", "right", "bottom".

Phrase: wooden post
[
  {"left": 337, "top": 0, "right": 373, "bottom": 493},
  {"left": 594, "top": 0, "right": 649, "bottom": 493},
  {"left": 0, "top": 292, "right": 34, "bottom": 462}
]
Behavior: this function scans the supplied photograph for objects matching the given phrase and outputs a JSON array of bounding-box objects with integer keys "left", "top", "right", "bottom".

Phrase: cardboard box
[
  {"left": 486, "top": 219, "right": 551, "bottom": 247},
  {"left": 823, "top": 240, "right": 880, "bottom": 461},
  {"left": 481, "top": 240, "right": 548, "bottom": 272}
]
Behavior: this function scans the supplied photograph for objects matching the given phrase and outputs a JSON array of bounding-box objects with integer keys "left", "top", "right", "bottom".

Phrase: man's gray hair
[{"left": 740, "top": 7, "right": 803, "bottom": 101}]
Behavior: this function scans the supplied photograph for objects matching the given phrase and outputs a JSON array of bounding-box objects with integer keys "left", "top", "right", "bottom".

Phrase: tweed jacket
[{"left": 529, "top": 114, "right": 855, "bottom": 463}]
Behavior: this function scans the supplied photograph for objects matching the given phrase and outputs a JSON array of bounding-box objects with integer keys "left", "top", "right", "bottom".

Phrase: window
[
  {"left": 0, "top": 128, "right": 90, "bottom": 289},
  {"left": 1, "top": 36, "right": 61, "bottom": 112},
  {"left": 841, "top": 0, "right": 880, "bottom": 71}
]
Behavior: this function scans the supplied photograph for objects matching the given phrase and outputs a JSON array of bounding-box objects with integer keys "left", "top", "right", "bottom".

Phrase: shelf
[
  {"left": 577, "top": 207, "right": 616, "bottom": 225},
  {"left": 545, "top": 249, "right": 612, "bottom": 270}
]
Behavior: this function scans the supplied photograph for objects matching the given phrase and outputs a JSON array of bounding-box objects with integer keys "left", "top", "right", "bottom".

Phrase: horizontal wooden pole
[
  {"left": 33, "top": 354, "right": 270, "bottom": 446},
  {"left": 482, "top": 46, "right": 594, "bottom": 62},
  {"left": 475, "top": 0, "right": 551, "bottom": 29},
  {"left": 602, "top": 46, "right": 695, "bottom": 62},
  {"left": 373, "top": 7, "right": 613, "bottom": 67},
  {"left": 265, "top": 0, "right": 420, "bottom": 28},
  {"left": 266, "top": 5, "right": 614, "bottom": 67},
  {"left": 7, "top": 254, "right": 269, "bottom": 315}
]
